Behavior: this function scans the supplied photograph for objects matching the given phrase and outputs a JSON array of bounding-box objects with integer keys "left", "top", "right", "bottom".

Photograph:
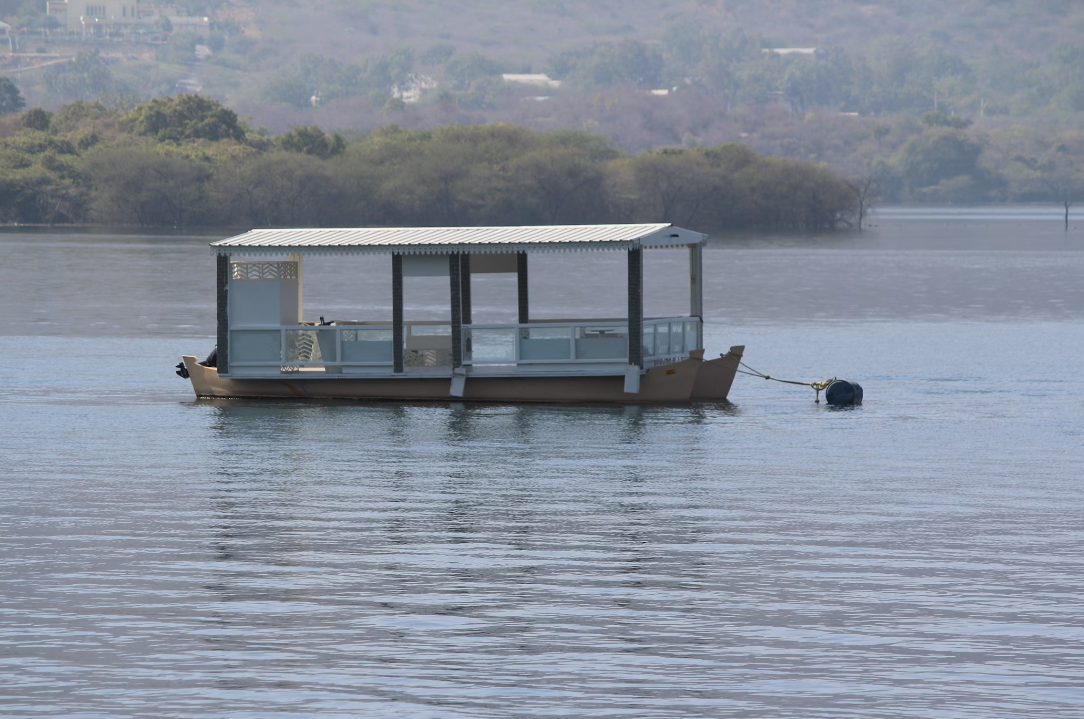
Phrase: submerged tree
[
  {"left": 1038, "top": 144, "right": 1083, "bottom": 230},
  {"left": 847, "top": 172, "right": 884, "bottom": 230}
]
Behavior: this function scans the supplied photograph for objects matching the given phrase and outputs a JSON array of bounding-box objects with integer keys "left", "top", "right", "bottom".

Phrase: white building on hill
[{"left": 46, "top": 1, "right": 210, "bottom": 34}]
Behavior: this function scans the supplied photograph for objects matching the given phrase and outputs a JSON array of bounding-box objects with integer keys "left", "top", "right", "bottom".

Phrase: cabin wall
[{"left": 228, "top": 261, "right": 301, "bottom": 326}]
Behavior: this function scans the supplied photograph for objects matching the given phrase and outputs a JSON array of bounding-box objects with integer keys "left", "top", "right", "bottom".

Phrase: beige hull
[{"left": 182, "top": 346, "right": 744, "bottom": 403}]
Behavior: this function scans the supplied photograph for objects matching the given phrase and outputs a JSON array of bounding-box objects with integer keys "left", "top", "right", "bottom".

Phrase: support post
[
  {"left": 689, "top": 242, "right": 703, "bottom": 319},
  {"left": 392, "top": 253, "right": 404, "bottom": 373},
  {"left": 517, "top": 251, "right": 529, "bottom": 325},
  {"left": 460, "top": 254, "right": 472, "bottom": 325},
  {"left": 449, "top": 252, "right": 463, "bottom": 369},
  {"left": 628, "top": 247, "right": 643, "bottom": 369},
  {"left": 216, "top": 253, "right": 229, "bottom": 376}
]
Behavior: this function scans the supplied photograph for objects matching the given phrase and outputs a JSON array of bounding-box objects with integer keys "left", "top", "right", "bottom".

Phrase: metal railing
[{"left": 227, "top": 317, "right": 701, "bottom": 373}]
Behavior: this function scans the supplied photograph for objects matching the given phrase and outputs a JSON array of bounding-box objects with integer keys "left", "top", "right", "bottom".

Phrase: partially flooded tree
[
  {"left": 1006, "top": 137, "right": 1084, "bottom": 230},
  {"left": 84, "top": 146, "right": 210, "bottom": 227},
  {"left": 1038, "top": 144, "right": 1083, "bottom": 230},
  {"left": 847, "top": 172, "right": 884, "bottom": 230},
  {"left": 624, "top": 149, "right": 716, "bottom": 226}
]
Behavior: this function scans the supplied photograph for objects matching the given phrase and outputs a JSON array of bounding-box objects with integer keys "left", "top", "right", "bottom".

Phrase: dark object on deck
[
  {"left": 825, "top": 379, "right": 863, "bottom": 406},
  {"left": 198, "top": 347, "right": 217, "bottom": 368},
  {"left": 178, "top": 347, "right": 217, "bottom": 379}
]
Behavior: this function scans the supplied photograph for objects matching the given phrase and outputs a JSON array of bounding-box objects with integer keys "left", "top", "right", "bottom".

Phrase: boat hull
[{"left": 181, "top": 346, "right": 744, "bottom": 403}]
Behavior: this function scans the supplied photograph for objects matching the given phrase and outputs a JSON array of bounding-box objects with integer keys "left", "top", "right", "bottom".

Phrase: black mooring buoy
[{"left": 825, "top": 379, "right": 863, "bottom": 406}]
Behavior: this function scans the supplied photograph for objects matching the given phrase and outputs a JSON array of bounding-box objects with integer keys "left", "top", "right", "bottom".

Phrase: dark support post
[
  {"left": 449, "top": 253, "right": 463, "bottom": 368},
  {"left": 216, "top": 253, "right": 230, "bottom": 375},
  {"left": 516, "top": 252, "right": 529, "bottom": 324},
  {"left": 460, "top": 254, "right": 472, "bottom": 325},
  {"left": 628, "top": 247, "right": 643, "bottom": 368},
  {"left": 392, "top": 253, "right": 404, "bottom": 373},
  {"left": 689, "top": 242, "right": 704, "bottom": 351},
  {"left": 689, "top": 242, "right": 703, "bottom": 319}
]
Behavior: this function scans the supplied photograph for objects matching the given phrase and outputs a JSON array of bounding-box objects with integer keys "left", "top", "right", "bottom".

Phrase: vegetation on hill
[
  {"left": 1, "top": 1, "right": 1082, "bottom": 210},
  {"left": 0, "top": 95, "right": 861, "bottom": 230}
]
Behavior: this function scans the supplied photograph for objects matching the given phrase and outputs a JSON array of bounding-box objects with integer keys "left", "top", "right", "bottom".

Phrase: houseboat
[{"left": 178, "top": 223, "right": 745, "bottom": 402}]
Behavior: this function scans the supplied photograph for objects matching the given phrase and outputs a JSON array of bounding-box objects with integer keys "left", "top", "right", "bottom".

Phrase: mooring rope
[{"left": 736, "top": 361, "right": 835, "bottom": 403}]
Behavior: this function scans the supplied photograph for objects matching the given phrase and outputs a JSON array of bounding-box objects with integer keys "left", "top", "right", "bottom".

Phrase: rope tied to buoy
[{"left": 735, "top": 361, "right": 836, "bottom": 404}]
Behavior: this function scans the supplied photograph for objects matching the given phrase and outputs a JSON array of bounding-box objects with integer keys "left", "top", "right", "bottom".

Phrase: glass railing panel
[
  {"left": 342, "top": 328, "right": 393, "bottom": 363},
  {"left": 642, "top": 324, "right": 655, "bottom": 358},
  {"left": 285, "top": 328, "right": 334, "bottom": 363},
  {"left": 519, "top": 326, "right": 571, "bottom": 361},
  {"left": 670, "top": 322, "right": 685, "bottom": 356},
  {"left": 231, "top": 330, "right": 282, "bottom": 363},
  {"left": 655, "top": 322, "right": 670, "bottom": 356},
  {"left": 574, "top": 325, "right": 628, "bottom": 360},
  {"left": 410, "top": 324, "right": 451, "bottom": 336},
  {"left": 685, "top": 320, "right": 700, "bottom": 352},
  {"left": 466, "top": 328, "right": 516, "bottom": 364}
]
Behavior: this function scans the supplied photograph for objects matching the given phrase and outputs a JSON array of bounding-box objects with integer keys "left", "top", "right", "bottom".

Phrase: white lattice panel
[{"left": 231, "top": 261, "right": 298, "bottom": 281}]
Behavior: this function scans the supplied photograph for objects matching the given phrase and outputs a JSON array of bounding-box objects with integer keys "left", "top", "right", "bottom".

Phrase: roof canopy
[{"left": 211, "top": 224, "right": 705, "bottom": 256}]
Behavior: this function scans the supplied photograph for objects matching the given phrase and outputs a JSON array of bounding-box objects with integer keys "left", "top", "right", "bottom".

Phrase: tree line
[{"left": 0, "top": 94, "right": 861, "bottom": 230}]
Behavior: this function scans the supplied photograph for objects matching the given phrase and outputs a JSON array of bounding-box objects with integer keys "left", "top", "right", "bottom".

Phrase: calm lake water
[{"left": 2, "top": 207, "right": 1083, "bottom": 718}]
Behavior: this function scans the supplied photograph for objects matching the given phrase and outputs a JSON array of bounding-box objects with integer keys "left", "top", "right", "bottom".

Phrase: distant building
[
  {"left": 501, "top": 74, "right": 561, "bottom": 89},
  {"left": 763, "top": 47, "right": 827, "bottom": 59},
  {"left": 47, "top": 1, "right": 146, "bottom": 32},
  {"left": 167, "top": 15, "right": 210, "bottom": 31},
  {"left": 46, "top": 1, "right": 210, "bottom": 34}
]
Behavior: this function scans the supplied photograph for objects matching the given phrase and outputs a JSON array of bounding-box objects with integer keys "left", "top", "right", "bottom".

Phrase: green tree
[
  {"left": 263, "top": 76, "right": 313, "bottom": 108},
  {"left": 43, "top": 50, "right": 113, "bottom": 101},
  {"left": 21, "top": 107, "right": 51, "bottom": 131},
  {"left": 1038, "top": 145, "right": 1084, "bottom": 230},
  {"left": 847, "top": 173, "right": 884, "bottom": 230},
  {"left": 623, "top": 149, "right": 718, "bottom": 225},
  {"left": 49, "top": 100, "right": 120, "bottom": 134},
  {"left": 279, "top": 125, "right": 346, "bottom": 158},
  {"left": 443, "top": 52, "right": 503, "bottom": 91},
  {"left": 739, "top": 158, "right": 856, "bottom": 231},
  {"left": 782, "top": 56, "right": 851, "bottom": 113},
  {"left": 1041, "top": 42, "right": 1084, "bottom": 111},
  {"left": 897, "top": 128, "right": 984, "bottom": 192},
  {"left": 921, "top": 110, "right": 972, "bottom": 129},
  {"left": 0, "top": 77, "right": 26, "bottom": 117},
  {"left": 212, "top": 152, "right": 343, "bottom": 227},
  {"left": 126, "top": 95, "right": 247, "bottom": 143},
  {"left": 83, "top": 146, "right": 210, "bottom": 226},
  {"left": 552, "top": 40, "right": 663, "bottom": 88},
  {"left": 0, "top": 131, "right": 84, "bottom": 224},
  {"left": 509, "top": 149, "right": 609, "bottom": 223},
  {"left": 1007, "top": 140, "right": 1084, "bottom": 229}
]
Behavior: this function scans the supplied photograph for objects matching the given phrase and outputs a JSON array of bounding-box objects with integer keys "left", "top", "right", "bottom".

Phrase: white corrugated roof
[{"left": 211, "top": 224, "right": 705, "bottom": 256}]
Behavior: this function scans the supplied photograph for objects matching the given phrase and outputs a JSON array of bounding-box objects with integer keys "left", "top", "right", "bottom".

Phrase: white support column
[{"left": 288, "top": 252, "right": 303, "bottom": 323}]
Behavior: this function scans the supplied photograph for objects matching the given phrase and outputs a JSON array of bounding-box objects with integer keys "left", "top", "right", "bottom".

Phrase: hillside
[
  {"left": 2, "top": 0, "right": 1083, "bottom": 208},
  {"left": 238, "top": 0, "right": 1084, "bottom": 65}
]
